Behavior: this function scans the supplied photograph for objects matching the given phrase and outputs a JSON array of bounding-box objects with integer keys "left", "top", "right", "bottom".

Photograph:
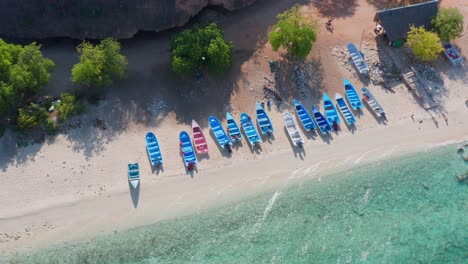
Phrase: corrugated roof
[{"left": 374, "top": 0, "right": 439, "bottom": 41}]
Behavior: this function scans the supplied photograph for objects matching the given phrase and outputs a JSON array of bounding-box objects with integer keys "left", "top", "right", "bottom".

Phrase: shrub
[
  {"left": 432, "top": 7, "right": 464, "bottom": 42},
  {"left": 268, "top": 4, "right": 318, "bottom": 59},
  {"left": 56, "top": 93, "right": 84, "bottom": 122},
  {"left": 407, "top": 26, "right": 444, "bottom": 61},
  {"left": 17, "top": 103, "right": 48, "bottom": 130},
  {"left": 46, "top": 118, "right": 60, "bottom": 134}
]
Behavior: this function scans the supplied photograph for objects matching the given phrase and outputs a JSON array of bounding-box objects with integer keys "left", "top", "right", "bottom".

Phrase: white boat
[
  {"left": 443, "top": 43, "right": 463, "bottom": 67},
  {"left": 128, "top": 163, "right": 140, "bottom": 188},
  {"left": 361, "top": 87, "right": 385, "bottom": 118},
  {"left": 347, "top": 43, "right": 369, "bottom": 75},
  {"left": 283, "top": 112, "right": 305, "bottom": 147}
]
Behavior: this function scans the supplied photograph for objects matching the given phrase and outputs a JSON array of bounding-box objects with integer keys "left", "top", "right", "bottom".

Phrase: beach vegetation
[
  {"left": 170, "top": 23, "right": 233, "bottom": 76},
  {"left": 17, "top": 103, "right": 48, "bottom": 130},
  {"left": 432, "top": 7, "right": 464, "bottom": 42},
  {"left": 72, "top": 38, "right": 128, "bottom": 87},
  {"left": 45, "top": 118, "right": 60, "bottom": 134},
  {"left": 407, "top": 26, "right": 443, "bottom": 61},
  {"left": 56, "top": 92, "right": 84, "bottom": 122},
  {"left": 268, "top": 4, "right": 318, "bottom": 59}
]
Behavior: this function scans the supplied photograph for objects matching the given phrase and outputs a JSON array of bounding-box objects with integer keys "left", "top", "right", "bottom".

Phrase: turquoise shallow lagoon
[{"left": 7, "top": 144, "right": 468, "bottom": 263}]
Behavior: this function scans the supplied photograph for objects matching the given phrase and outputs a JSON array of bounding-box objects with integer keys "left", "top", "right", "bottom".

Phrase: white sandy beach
[{"left": 1, "top": 0, "right": 468, "bottom": 257}]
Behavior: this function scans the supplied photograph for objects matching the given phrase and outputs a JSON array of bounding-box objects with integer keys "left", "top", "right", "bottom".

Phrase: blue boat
[
  {"left": 344, "top": 78, "right": 363, "bottom": 111},
  {"left": 127, "top": 163, "right": 140, "bottom": 189},
  {"left": 145, "top": 132, "right": 163, "bottom": 167},
  {"left": 179, "top": 131, "right": 198, "bottom": 168},
  {"left": 323, "top": 93, "right": 341, "bottom": 127},
  {"left": 226, "top": 112, "right": 242, "bottom": 142},
  {"left": 293, "top": 99, "right": 316, "bottom": 132},
  {"left": 335, "top": 93, "right": 356, "bottom": 126},
  {"left": 208, "top": 116, "right": 232, "bottom": 149},
  {"left": 255, "top": 102, "right": 274, "bottom": 135},
  {"left": 240, "top": 112, "right": 261, "bottom": 147},
  {"left": 312, "top": 106, "right": 332, "bottom": 135}
]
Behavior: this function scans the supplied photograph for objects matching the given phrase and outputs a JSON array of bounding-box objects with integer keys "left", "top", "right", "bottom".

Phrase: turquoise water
[{"left": 7, "top": 144, "right": 468, "bottom": 263}]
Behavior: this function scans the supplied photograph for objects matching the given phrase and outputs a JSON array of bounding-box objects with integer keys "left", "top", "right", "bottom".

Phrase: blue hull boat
[
  {"left": 323, "top": 93, "right": 341, "bottom": 127},
  {"left": 208, "top": 116, "right": 232, "bottom": 149},
  {"left": 240, "top": 112, "right": 261, "bottom": 147},
  {"left": 128, "top": 163, "right": 140, "bottom": 189},
  {"left": 179, "top": 131, "right": 198, "bottom": 167},
  {"left": 226, "top": 112, "right": 242, "bottom": 143},
  {"left": 146, "top": 132, "right": 163, "bottom": 167},
  {"left": 312, "top": 106, "right": 331, "bottom": 135},
  {"left": 335, "top": 93, "right": 356, "bottom": 126},
  {"left": 344, "top": 78, "right": 363, "bottom": 111},
  {"left": 294, "top": 99, "right": 316, "bottom": 132},
  {"left": 256, "top": 102, "right": 274, "bottom": 135}
]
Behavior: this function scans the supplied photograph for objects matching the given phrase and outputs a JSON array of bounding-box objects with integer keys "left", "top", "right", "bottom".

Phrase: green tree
[
  {"left": 432, "top": 7, "right": 464, "bottom": 42},
  {"left": 9, "top": 42, "right": 55, "bottom": 94},
  {"left": 0, "top": 83, "right": 15, "bottom": 113},
  {"left": 170, "top": 23, "right": 233, "bottom": 76},
  {"left": 55, "top": 92, "right": 84, "bottom": 121},
  {"left": 72, "top": 38, "right": 128, "bottom": 87},
  {"left": 17, "top": 103, "right": 48, "bottom": 130},
  {"left": 407, "top": 26, "right": 443, "bottom": 61},
  {"left": 268, "top": 4, "right": 318, "bottom": 59}
]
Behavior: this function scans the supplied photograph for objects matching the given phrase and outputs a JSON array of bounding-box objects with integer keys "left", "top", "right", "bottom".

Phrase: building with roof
[{"left": 374, "top": 0, "right": 439, "bottom": 41}]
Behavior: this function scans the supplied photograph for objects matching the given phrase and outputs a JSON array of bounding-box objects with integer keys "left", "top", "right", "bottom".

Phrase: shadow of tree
[
  {"left": 312, "top": 0, "right": 358, "bottom": 18},
  {"left": 367, "top": 0, "right": 429, "bottom": 10}
]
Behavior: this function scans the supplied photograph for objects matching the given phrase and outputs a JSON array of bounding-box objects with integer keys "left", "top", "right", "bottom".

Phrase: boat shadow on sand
[
  {"left": 128, "top": 181, "right": 140, "bottom": 208},
  {"left": 283, "top": 127, "right": 306, "bottom": 160}
]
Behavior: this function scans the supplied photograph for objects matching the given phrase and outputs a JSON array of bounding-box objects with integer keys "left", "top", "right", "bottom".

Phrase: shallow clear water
[{"left": 7, "top": 144, "right": 468, "bottom": 263}]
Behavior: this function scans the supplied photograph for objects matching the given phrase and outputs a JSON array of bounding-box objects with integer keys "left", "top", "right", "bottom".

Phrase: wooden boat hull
[
  {"left": 179, "top": 131, "right": 198, "bottom": 167},
  {"left": 208, "top": 116, "right": 232, "bottom": 149},
  {"left": 256, "top": 102, "right": 274, "bottom": 135},
  {"left": 226, "top": 112, "right": 242, "bottom": 142},
  {"left": 347, "top": 42, "right": 369, "bottom": 75},
  {"left": 192, "top": 120, "right": 209, "bottom": 154},
  {"left": 240, "top": 112, "right": 261, "bottom": 147},
  {"left": 344, "top": 78, "right": 363, "bottom": 111},
  {"left": 323, "top": 93, "right": 341, "bottom": 126},
  {"left": 361, "top": 87, "right": 386, "bottom": 118},
  {"left": 312, "top": 106, "right": 332, "bottom": 135},
  {"left": 284, "top": 112, "right": 305, "bottom": 147},
  {"left": 145, "top": 132, "right": 163, "bottom": 166},
  {"left": 128, "top": 163, "right": 140, "bottom": 188},
  {"left": 335, "top": 93, "right": 356, "bottom": 126},
  {"left": 293, "top": 99, "right": 316, "bottom": 132}
]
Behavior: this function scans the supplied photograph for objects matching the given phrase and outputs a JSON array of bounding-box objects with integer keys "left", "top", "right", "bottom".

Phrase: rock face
[{"left": 0, "top": 0, "right": 256, "bottom": 39}]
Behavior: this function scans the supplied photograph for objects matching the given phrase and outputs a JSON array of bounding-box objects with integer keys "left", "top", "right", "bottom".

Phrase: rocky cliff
[{"left": 0, "top": 0, "right": 256, "bottom": 39}]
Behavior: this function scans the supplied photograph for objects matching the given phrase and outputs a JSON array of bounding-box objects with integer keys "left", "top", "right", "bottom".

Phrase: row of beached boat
[{"left": 128, "top": 80, "right": 386, "bottom": 187}]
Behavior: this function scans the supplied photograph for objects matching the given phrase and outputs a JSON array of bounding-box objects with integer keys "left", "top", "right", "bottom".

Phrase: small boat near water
[
  {"left": 361, "top": 87, "right": 386, "bottom": 118},
  {"left": 323, "top": 93, "right": 341, "bottom": 129},
  {"left": 192, "top": 120, "right": 209, "bottom": 154},
  {"left": 240, "top": 112, "right": 261, "bottom": 147},
  {"left": 335, "top": 93, "right": 356, "bottom": 126},
  {"left": 128, "top": 163, "right": 140, "bottom": 188},
  {"left": 208, "top": 116, "right": 232, "bottom": 151},
  {"left": 294, "top": 99, "right": 316, "bottom": 132},
  {"left": 347, "top": 42, "right": 369, "bottom": 75},
  {"left": 284, "top": 112, "right": 305, "bottom": 147},
  {"left": 226, "top": 112, "right": 242, "bottom": 143},
  {"left": 179, "top": 131, "right": 198, "bottom": 169},
  {"left": 145, "top": 132, "right": 163, "bottom": 167},
  {"left": 344, "top": 78, "right": 363, "bottom": 111},
  {"left": 312, "top": 106, "right": 332, "bottom": 135},
  {"left": 256, "top": 102, "right": 274, "bottom": 136}
]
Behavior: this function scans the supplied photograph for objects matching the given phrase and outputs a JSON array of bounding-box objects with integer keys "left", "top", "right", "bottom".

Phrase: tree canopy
[
  {"left": 170, "top": 23, "right": 233, "bottom": 76},
  {"left": 17, "top": 103, "right": 48, "bottom": 130},
  {"left": 268, "top": 4, "right": 317, "bottom": 59},
  {"left": 0, "top": 39, "right": 54, "bottom": 114},
  {"left": 407, "top": 26, "right": 443, "bottom": 61},
  {"left": 432, "top": 7, "right": 464, "bottom": 42},
  {"left": 72, "top": 38, "right": 128, "bottom": 87}
]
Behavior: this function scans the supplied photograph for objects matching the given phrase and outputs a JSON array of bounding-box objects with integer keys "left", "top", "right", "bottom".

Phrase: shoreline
[{"left": 1, "top": 105, "right": 467, "bottom": 256}]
